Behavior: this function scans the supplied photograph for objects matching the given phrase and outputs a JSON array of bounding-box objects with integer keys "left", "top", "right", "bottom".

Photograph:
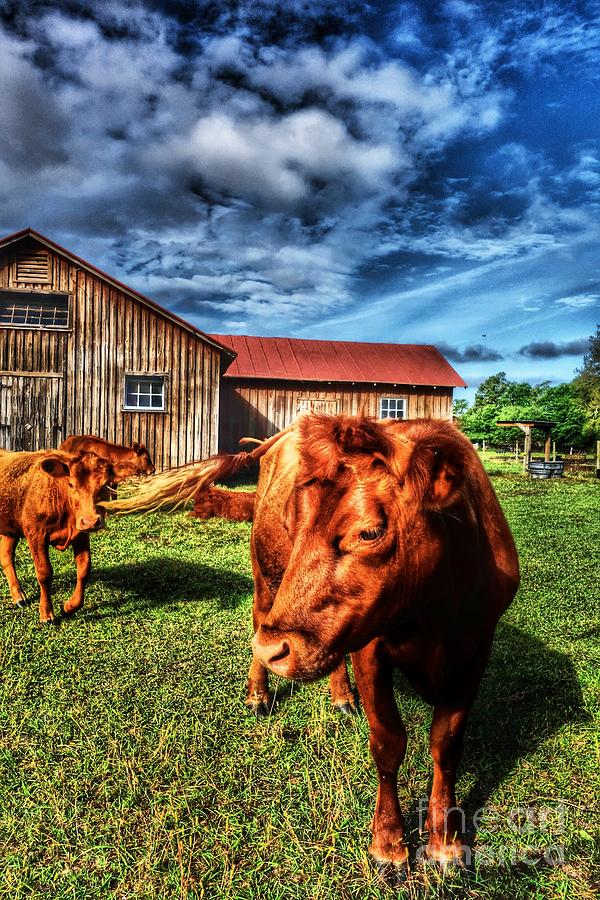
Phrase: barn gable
[{"left": 0, "top": 228, "right": 234, "bottom": 468}]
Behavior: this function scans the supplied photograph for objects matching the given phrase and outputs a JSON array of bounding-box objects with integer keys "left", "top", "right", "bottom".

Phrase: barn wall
[
  {"left": 218, "top": 379, "right": 454, "bottom": 451},
  {"left": 0, "top": 238, "right": 222, "bottom": 468}
]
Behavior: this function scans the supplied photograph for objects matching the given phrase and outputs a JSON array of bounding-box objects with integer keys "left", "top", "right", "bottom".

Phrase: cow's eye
[{"left": 359, "top": 524, "right": 386, "bottom": 541}]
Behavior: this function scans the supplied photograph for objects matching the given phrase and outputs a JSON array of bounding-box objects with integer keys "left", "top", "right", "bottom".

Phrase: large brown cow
[
  {"left": 60, "top": 435, "right": 155, "bottom": 483},
  {"left": 102, "top": 415, "right": 519, "bottom": 873},
  {"left": 0, "top": 449, "right": 113, "bottom": 623}
]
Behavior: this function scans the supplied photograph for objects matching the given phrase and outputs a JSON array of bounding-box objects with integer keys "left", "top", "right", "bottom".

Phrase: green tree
[
  {"left": 472, "top": 372, "right": 510, "bottom": 408},
  {"left": 573, "top": 324, "right": 600, "bottom": 441},
  {"left": 460, "top": 371, "right": 588, "bottom": 449},
  {"left": 537, "top": 383, "right": 586, "bottom": 448},
  {"left": 452, "top": 398, "right": 469, "bottom": 426}
]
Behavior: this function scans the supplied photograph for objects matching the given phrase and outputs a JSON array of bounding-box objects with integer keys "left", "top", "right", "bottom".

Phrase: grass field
[{"left": 0, "top": 473, "right": 598, "bottom": 899}]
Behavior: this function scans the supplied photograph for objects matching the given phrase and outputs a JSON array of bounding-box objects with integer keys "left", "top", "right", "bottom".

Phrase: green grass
[{"left": 0, "top": 476, "right": 598, "bottom": 899}]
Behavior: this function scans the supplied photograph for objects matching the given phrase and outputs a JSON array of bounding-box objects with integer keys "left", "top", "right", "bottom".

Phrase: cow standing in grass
[
  {"left": 103, "top": 414, "right": 519, "bottom": 876},
  {"left": 60, "top": 435, "right": 155, "bottom": 483},
  {"left": 0, "top": 449, "right": 113, "bottom": 623}
]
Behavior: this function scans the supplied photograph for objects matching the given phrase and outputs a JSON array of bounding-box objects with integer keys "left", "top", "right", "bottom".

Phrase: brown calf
[
  {"left": 0, "top": 449, "right": 113, "bottom": 623},
  {"left": 191, "top": 487, "right": 256, "bottom": 522},
  {"left": 60, "top": 435, "right": 154, "bottom": 483},
  {"left": 102, "top": 415, "right": 519, "bottom": 872}
]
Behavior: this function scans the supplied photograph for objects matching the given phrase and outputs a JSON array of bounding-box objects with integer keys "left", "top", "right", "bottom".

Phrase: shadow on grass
[
  {"left": 462, "top": 621, "right": 588, "bottom": 812},
  {"left": 397, "top": 621, "right": 588, "bottom": 878},
  {"left": 88, "top": 557, "right": 254, "bottom": 615}
]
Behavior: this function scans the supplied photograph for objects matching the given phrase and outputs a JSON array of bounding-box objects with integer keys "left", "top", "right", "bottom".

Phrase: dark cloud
[
  {"left": 435, "top": 343, "right": 504, "bottom": 363},
  {"left": 518, "top": 339, "right": 590, "bottom": 359}
]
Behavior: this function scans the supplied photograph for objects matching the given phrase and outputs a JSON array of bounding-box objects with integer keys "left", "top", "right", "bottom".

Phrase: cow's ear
[
  {"left": 136, "top": 444, "right": 146, "bottom": 456},
  {"left": 427, "top": 455, "right": 463, "bottom": 507},
  {"left": 404, "top": 443, "right": 465, "bottom": 509},
  {"left": 132, "top": 442, "right": 139, "bottom": 451},
  {"left": 41, "top": 456, "right": 70, "bottom": 478},
  {"left": 386, "top": 421, "right": 466, "bottom": 509}
]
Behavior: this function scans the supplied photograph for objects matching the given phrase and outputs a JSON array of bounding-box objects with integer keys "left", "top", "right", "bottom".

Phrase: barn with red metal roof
[{"left": 211, "top": 334, "right": 466, "bottom": 451}]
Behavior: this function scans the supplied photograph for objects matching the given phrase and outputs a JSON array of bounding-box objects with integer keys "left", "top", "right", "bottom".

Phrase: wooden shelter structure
[
  {"left": 212, "top": 334, "right": 466, "bottom": 452},
  {"left": 497, "top": 419, "right": 556, "bottom": 471},
  {"left": 0, "top": 228, "right": 235, "bottom": 469}
]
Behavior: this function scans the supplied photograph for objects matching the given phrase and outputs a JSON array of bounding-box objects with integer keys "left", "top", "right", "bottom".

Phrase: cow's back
[{"left": 61, "top": 435, "right": 125, "bottom": 460}]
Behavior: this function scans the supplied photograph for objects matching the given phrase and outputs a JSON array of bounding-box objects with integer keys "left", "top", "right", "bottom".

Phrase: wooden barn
[
  {"left": 211, "top": 334, "right": 466, "bottom": 452},
  {"left": 0, "top": 228, "right": 234, "bottom": 469}
]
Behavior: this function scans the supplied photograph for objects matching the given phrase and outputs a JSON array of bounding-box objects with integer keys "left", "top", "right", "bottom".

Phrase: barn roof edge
[{"left": 0, "top": 227, "right": 236, "bottom": 362}]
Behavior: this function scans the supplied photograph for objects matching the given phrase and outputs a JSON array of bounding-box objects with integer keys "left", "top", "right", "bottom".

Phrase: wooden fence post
[{"left": 523, "top": 427, "right": 532, "bottom": 472}]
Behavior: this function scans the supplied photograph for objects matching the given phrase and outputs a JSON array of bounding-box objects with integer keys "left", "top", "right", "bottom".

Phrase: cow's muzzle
[
  {"left": 252, "top": 628, "right": 339, "bottom": 681},
  {"left": 77, "top": 514, "right": 104, "bottom": 532},
  {"left": 252, "top": 633, "right": 292, "bottom": 676}
]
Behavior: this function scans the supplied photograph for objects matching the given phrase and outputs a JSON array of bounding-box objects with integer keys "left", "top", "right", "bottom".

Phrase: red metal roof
[
  {"left": 211, "top": 334, "right": 467, "bottom": 387},
  {"left": 0, "top": 228, "right": 235, "bottom": 360}
]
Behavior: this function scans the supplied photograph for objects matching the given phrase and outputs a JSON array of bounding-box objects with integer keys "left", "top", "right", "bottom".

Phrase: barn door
[
  {"left": 0, "top": 375, "right": 65, "bottom": 451},
  {"left": 296, "top": 398, "right": 339, "bottom": 416}
]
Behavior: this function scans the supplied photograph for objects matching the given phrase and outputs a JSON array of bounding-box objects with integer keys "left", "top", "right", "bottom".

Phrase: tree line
[{"left": 454, "top": 325, "right": 600, "bottom": 450}]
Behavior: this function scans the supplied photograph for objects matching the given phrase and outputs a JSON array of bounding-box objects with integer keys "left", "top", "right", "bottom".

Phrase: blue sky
[{"left": 1, "top": 1, "right": 598, "bottom": 401}]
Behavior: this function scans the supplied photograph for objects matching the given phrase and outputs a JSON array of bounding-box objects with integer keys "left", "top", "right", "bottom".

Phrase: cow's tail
[{"left": 98, "top": 428, "right": 290, "bottom": 515}]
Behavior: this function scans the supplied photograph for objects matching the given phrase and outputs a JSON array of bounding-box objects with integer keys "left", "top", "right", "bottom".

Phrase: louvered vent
[{"left": 16, "top": 252, "right": 50, "bottom": 284}]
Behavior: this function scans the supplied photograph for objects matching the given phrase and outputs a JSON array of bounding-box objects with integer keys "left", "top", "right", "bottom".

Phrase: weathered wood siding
[
  {"left": 0, "top": 237, "right": 221, "bottom": 468},
  {"left": 218, "top": 379, "right": 454, "bottom": 451}
]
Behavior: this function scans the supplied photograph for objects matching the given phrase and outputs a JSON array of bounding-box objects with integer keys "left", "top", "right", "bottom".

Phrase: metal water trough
[{"left": 528, "top": 460, "right": 564, "bottom": 479}]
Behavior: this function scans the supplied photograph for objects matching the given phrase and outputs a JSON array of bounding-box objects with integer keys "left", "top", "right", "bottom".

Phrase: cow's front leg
[
  {"left": 63, "top": 533, "right": 90, "bottom": 616},
  {"left": 246, "top": 570, "right": 274, "bottom": 716},
  {"left": 328, "top": 658, "right": 358, "bottom": 715},
  {"left": 0, "top": 536, "right": 28, "bottom": 607},
  {"left": 352, "top": 641, "right": 408, "bottom": 882},
  {"left": 26, "top": 533, "right": 55, "bottom": 623},
  {"left": 425, "top": 703, "right": 471, "bottom": 867}
]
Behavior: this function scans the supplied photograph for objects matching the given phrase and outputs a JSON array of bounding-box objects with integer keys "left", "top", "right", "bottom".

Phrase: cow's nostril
[
  {"left": 268, "top": 641, "right": 290, "bottom": 665},
  {"left": 78, "top": 515, "right": 103, "bottom": 531},
  {"left": 253, "top": 635, "right": 293, "bottom": 674}
]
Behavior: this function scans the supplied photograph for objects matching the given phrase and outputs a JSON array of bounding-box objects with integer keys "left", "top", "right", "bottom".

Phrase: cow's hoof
[
  {"left": 369, "top": 854, "right": 408, "bottom": 888},
  {"left": 13, "top": 598, "right": 30, "bottom": 609},
  {"left": 61, "top": 605, "right": 78, "bottom": 618},
  {"left": 40, "top": 617, "right": 58, "bottom": 626},
  {"left": 246, "top": 700, "right": 271, "bottom": 718},
  {"left": 333, "top": 699, "right": 359, "bottom": 716},
  {"left": 423, "top": 843, "right": 467, "bottom": 869}
]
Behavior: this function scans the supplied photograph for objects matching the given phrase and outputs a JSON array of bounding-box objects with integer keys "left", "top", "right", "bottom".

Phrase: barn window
[
  {"left": 379, "top": 397, "right": 406, "bottom": 419},
  {"left": 124, "top": 374, "right": 166, "bottom": 411},
  {"left": 0, "top": 290, "right": 69, "bottom": 329}
]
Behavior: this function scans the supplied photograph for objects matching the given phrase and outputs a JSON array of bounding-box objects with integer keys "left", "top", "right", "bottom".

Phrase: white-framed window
[
  {"left": 124, "top": 374, "right": 167, "bottom": 411},
  {"left": 379, "top": 397, "right": 406, "bottom": 419},
  {"left": 0, "top": 290, "right": 69, "bottom": 329}
]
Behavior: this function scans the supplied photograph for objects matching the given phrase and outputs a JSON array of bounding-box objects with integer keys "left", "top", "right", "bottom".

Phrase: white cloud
[{"left": 556, "top": 293, "right": 600, "bottom": 309}]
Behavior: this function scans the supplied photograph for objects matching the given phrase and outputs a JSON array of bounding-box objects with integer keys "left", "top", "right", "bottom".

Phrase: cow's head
[
  {"left": 132, "top": 442, "right": 155, "bottom": 475},
  {"left": 40, "top": 451, "right": 113, "bottom": 532},
  {"left": 252, "top": 415, "right": 469, "bottom": 682}
]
